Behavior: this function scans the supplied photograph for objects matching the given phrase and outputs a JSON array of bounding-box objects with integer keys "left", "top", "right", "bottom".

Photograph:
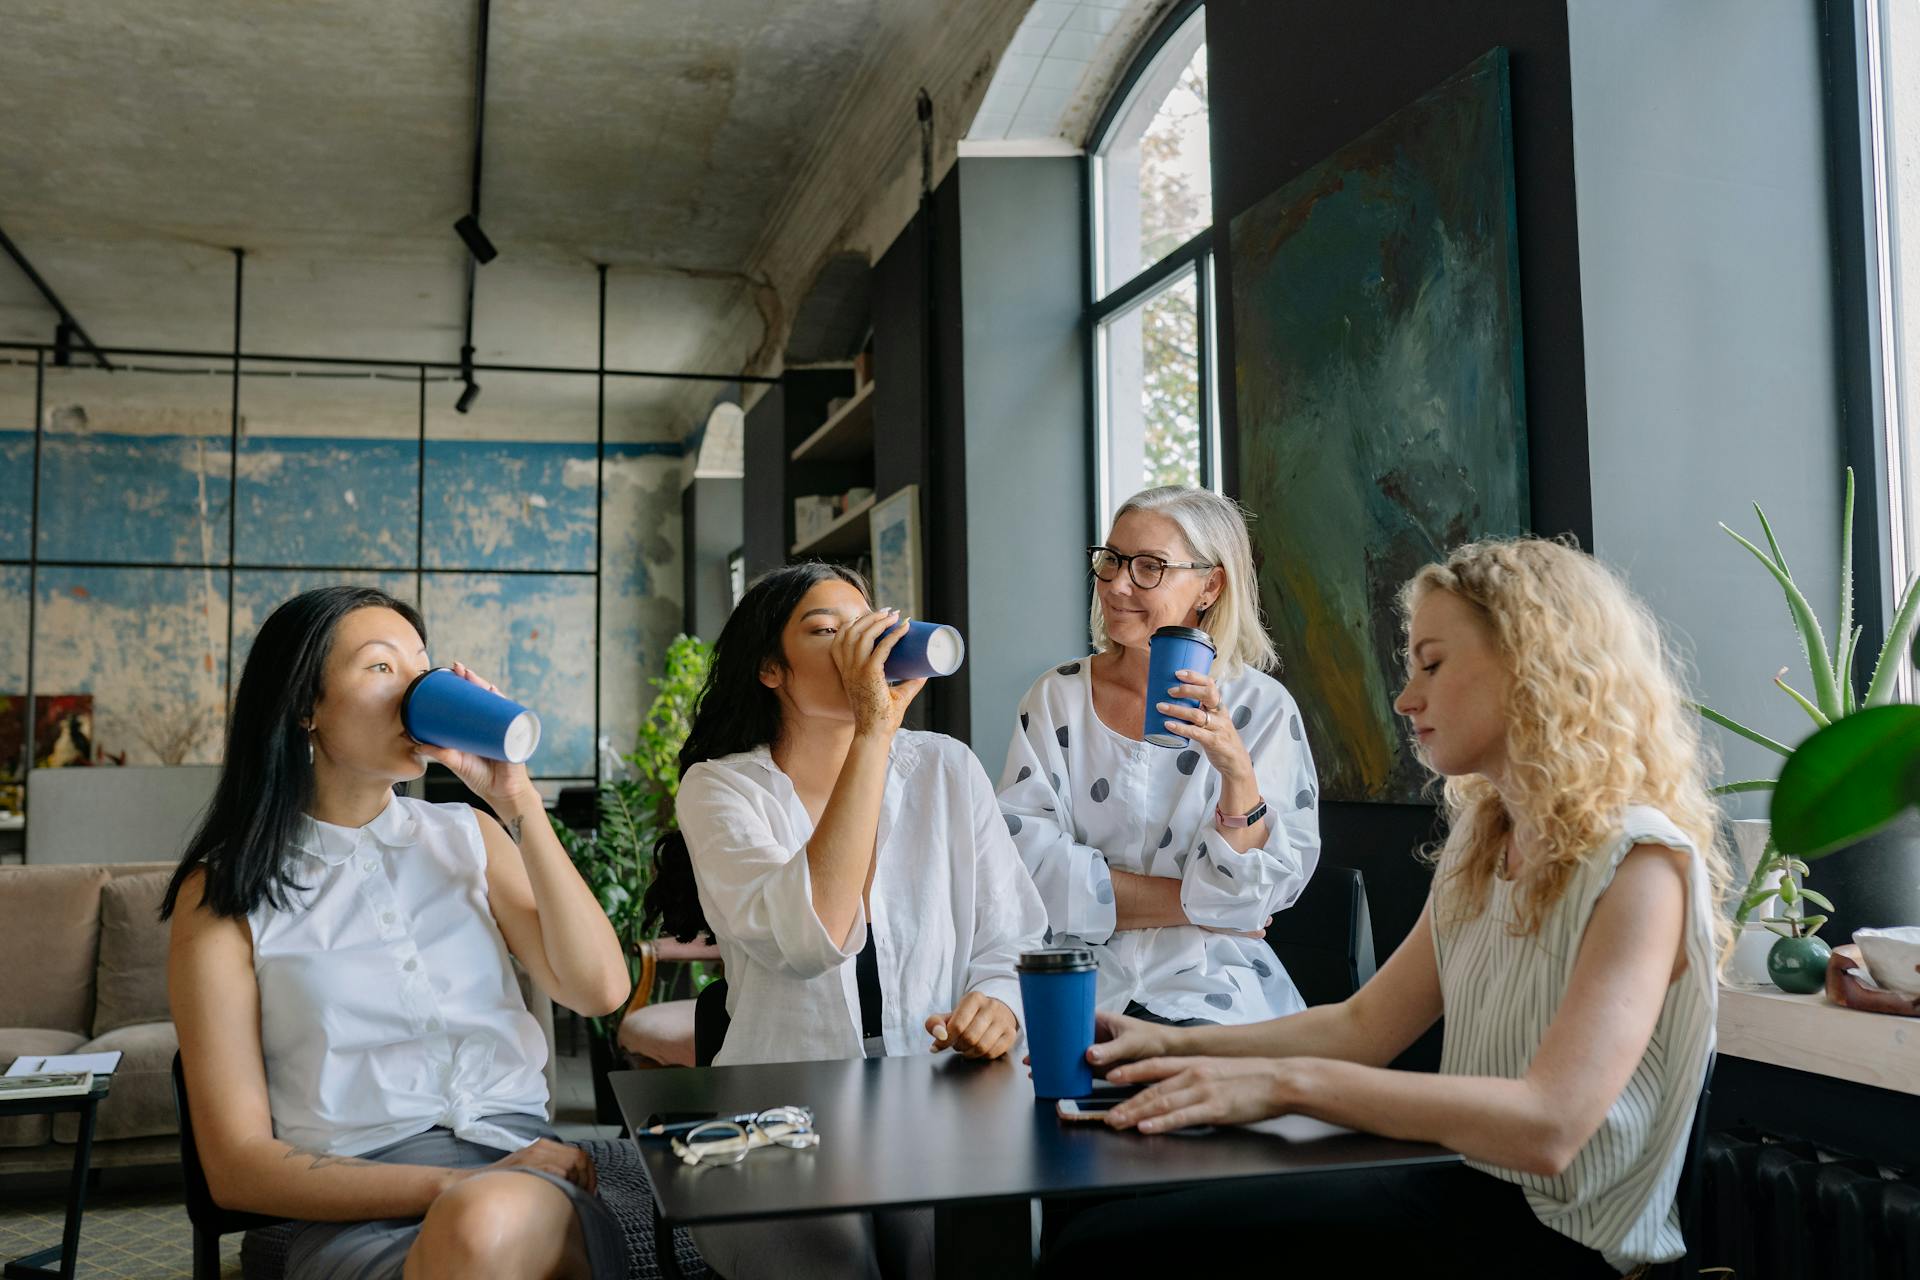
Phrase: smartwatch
[{"left": 1214, "top": 798, "right": 1268, "bottom": 829}]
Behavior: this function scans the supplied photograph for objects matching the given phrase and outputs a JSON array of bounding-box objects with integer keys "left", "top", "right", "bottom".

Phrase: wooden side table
[{"left": 0, "top": 1076, "right": 111, "bottom": 1280}]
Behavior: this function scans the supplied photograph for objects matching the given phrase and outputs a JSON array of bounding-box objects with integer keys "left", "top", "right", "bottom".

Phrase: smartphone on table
[{"left": 1055, "top": 1086, "right": 1141, "bottom": 1122}]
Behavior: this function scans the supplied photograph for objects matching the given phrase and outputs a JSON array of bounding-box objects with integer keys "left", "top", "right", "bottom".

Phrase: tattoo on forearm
[
  {"left": 284, "top": 1146, "right": 377, "bottom": 1172},
  {"left": 508, "top": 815, "right": 524, "bottom": 846}
]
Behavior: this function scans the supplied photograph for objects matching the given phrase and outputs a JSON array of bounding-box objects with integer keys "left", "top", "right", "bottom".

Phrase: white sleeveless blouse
[
  {"left": 248, "top": 795, "right": 550, "bottom": 1157},
  {"left": 1433, "top": 806, "right": 1718, "bottom": 1270}
]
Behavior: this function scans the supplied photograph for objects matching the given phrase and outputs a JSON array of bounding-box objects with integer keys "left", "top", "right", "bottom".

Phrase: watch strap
[{"left": 1214, "top": 799, "right": 1268, "bottom": 829}]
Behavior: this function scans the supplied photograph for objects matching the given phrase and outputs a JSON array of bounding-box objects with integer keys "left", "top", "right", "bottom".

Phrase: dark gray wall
[
  {"left": 682, "top": 475, "right": 744, "bottom": 641},
  {"left": 1207, "top": 0, "right": 1587, "bottom": 1011},
  {"left": 1567, "top": 0, "right": 1844, "bottom": 811},
  {"left": 954, "top": 156, "right": 1092, "bottom": 780}
]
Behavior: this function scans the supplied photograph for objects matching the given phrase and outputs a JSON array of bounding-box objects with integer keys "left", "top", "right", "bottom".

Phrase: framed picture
[
  {"left": 868, "top": 485, "right": 922, "bottom": 619},
  {"left": 726, "top": 547, "right": 747, "bottom": 609}
]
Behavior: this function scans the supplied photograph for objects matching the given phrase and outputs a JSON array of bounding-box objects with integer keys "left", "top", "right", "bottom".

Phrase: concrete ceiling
[{"left": 0, "top": 0, "right": 1064, "bottom": 437}]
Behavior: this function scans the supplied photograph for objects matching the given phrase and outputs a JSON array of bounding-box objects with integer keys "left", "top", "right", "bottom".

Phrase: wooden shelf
[
  {"left": 1717, "top": 983, "right": 1920, "bottom": 1096},
  {"left": 789, "top": 381, "right": 876, "bottom": 463},
  {"left": 791, "top": 495, "right": 876, "bottom": 558}
]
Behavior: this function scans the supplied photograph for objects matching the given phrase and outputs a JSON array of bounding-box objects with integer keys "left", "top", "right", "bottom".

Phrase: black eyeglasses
[{"left": 1088, "top": 546, "right": 1214, "bottom": 590}]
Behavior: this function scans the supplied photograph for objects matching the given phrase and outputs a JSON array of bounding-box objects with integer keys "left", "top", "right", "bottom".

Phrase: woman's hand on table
[
  {"left": 1101, "top": 1056, "right": 1302, "bottom": 1134},
  {"left": 1082, "top": 1009, "right": 1180, "bottom": 1073},
  {"left": 927, "top": 992, "right": 1019, "bottom": 1059}
]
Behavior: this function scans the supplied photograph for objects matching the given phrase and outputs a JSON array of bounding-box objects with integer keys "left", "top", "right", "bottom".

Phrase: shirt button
[
  {"left": 404, "top": 958, "right": 419, "bottom": 972},
  {"left": 360, "top": 858, "right": 377, "bottom": 873},
  {"left": 381, "top": 911, "right": 396, "bottom": 926},
  {"left": 426, "top": 1018, "right": 443, "bottom": 1032}
]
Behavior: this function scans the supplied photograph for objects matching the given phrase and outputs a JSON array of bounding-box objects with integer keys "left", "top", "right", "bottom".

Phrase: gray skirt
[{"left": 269, "top": 1113, "right": 629, "bottom": 1280}]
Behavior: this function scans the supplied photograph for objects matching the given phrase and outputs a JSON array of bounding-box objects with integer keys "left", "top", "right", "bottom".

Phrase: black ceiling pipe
[
  {"left": 454, "top": 0, "right": 492, "bottom": 411},
  {"left": 0, "top": 223, "right": 113, "bottom": 370}
]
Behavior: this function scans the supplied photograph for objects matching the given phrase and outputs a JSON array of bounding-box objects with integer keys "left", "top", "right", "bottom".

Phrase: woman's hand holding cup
[
  {"left": 410, "top": 662, "right": 539, "bottom": 815},
  {"left": 1083, "top": 1009, "right": 1181, "bottom": 1074},
  {"left": 1156, "top": 668, "right": 1255, "bottom": 785},
  {"left": 831, "top": 608, "right": 926, "bottom": 738}
]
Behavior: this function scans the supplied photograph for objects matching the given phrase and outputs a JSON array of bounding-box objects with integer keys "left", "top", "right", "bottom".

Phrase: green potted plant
[
  {"left": 1698, "top": 469, "right": 1920, "bottom": 992},
  {"left": 552, "top": 633, "right": 714, "bottom": 1118}
]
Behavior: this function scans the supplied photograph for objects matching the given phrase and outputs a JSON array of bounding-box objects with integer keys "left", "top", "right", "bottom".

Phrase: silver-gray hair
[{"left": 1091, "top": 485, "right": 1278, "bottom": 679}]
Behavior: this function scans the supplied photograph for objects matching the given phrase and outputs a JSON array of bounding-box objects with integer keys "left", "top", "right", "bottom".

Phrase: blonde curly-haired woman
[{"left": 1041, "top": 537, "right": 1730, "bottom": 1280}]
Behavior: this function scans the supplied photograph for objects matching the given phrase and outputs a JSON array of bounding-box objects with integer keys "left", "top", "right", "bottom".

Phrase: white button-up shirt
[
  {"left": 998, "top": 658, "right": 1322, "bottom": 1024},
  {"left": 248, "top": 795, "right": 549, "bottom": 1157},
  {"left": 676, "top": 731, "right": 1049, "bottom": 1066}
]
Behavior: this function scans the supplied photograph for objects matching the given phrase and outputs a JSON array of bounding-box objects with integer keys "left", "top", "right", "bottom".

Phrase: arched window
[{"left": 1088, "top": 2, "right": 1214, "bottom": 529}]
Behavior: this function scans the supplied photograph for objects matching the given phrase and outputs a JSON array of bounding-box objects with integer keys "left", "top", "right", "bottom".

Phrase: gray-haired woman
[{"left": 997, "top": 485, "right": 1322, "bottom": 1025}]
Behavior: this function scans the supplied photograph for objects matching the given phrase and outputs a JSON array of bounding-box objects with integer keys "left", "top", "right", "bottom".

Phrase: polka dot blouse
[{"left": 997, "top": 656, "right": 1322, "bottom": 1024}]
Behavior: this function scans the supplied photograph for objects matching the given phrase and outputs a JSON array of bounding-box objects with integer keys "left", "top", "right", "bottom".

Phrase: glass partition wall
[{"left": 1, "top": 337, "right": 728, "bottom": 834}]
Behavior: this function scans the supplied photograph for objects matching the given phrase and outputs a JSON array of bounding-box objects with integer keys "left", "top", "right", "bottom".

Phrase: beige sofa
[
  {"left": 0, "top": 860, "right": 564, "bottom": 1179},
  {"left": 0, "top": 862, "right": 181, "bottom": 1174}
]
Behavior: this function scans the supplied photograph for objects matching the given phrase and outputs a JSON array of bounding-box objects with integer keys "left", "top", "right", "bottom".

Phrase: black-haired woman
[
  {"left": 163, "top": 587, "right": 632, "bottom": 1280},
  {"left": 644, "top": 562, "right": 1048, "bottom": 1279}
]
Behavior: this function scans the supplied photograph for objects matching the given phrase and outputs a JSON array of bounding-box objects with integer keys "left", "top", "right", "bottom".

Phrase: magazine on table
[
  {"left": 0, "top": 1071, "right": 94, "bottom": 1101},
  {"left": 4, "top": 1051, "right": 122, "bottom": 1077}
]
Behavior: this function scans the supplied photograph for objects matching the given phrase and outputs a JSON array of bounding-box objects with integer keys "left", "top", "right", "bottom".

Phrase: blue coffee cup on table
[
  {"left": 882, "top": 620, "right": 966, "bottom": 682},
  {"left": 1144, "top": 625, "right": 1216, "bottom": 748},
  {"left": 402, "top": 668, "right": 542, "bottom": 764},
  {"left": 1019, "top": 947, "right": 1098, "bottom": 1099}
]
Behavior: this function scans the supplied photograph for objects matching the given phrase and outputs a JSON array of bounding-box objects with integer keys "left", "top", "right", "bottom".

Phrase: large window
[
  {"left": 1088, "top": 3, "right": 1219, "bottom": 530},
  {"left": 1874, "top": 0, "right": 1918, "bottom": 676}
]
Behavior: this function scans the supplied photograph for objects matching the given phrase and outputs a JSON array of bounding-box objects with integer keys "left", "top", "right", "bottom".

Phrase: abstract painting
[{"left": 1230, "top": 47, "right": 1528, "bottom": 803}]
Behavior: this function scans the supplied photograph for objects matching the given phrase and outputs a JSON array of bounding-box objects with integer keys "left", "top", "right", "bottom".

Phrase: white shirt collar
[{"left": 293, "top": 793, "right": 422, "bottom": 866}]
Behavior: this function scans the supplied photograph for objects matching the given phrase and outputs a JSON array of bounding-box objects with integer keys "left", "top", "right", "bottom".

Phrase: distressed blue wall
[
  {"left": 423, "top": 441, "right": 598, "bottom": 571},
  {"left": 237, "top": 437, "right": 419, "bottom": 567},
  {"left": 1, "top": 433, "right": 30, "bottom": 561},
  {"left": 37, "top": 433, "right": 232, "bottom": 564},
  {"left": 14, "top": 430, "right": 682, "bottom": 779}
]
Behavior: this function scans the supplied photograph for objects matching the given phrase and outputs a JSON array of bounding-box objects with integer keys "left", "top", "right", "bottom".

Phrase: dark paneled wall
[{"left": 1206, "top": 1, "right": 1590, "bottom": 1035}]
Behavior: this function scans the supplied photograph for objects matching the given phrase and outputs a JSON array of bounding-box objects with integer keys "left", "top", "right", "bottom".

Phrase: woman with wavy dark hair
[
  {"left": 643, "top": 561, "right": 1046, "bottom": 1280},
  {"left": 164, "top": 586, "right": 631, "bottom": 1280}
]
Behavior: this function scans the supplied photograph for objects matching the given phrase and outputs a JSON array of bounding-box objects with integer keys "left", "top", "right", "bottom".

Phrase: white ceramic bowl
[{"left": 1852, "top": 926, "right": 1920, "bottom": 997}]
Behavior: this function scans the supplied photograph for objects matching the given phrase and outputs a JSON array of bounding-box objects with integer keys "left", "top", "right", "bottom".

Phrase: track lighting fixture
[{"left": 454, "top": 214, "right": 497, "bottom": 264}]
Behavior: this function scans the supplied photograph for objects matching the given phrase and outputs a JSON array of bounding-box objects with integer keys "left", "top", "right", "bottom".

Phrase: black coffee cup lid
[
  {"left": 1018, "top": 947, "right": 1096, "bottom": 972},
  {"left": 1151, "top": 625, "right": 1214, "bottom": 648}
]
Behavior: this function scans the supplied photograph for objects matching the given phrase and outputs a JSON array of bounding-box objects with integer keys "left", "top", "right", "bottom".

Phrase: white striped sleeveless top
[{"left": 1433, "top": 806, "right": 1717, "bottom": 1270}]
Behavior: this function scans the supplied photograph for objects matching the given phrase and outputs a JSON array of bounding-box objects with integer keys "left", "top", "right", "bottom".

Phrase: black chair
[
  {"left": 1264, "top": 866, "right": 1376, "bottom": 1006},
  {"left": 171, "top": 1052, "right": 291, "bottom": 1280},
  {"left": 1649, "top": 1052, "right": 1717, "bottom": 1280},
  {"left": 693, "top": 978, "right": 731, "bottom": 1067}
]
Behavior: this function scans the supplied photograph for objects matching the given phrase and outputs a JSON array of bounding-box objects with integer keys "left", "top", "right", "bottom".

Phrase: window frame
[{"left": 1083, "top": 0, "right": 1219, "bottom": 537}]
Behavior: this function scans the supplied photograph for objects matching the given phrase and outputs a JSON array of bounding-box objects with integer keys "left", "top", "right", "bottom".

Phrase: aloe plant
[{"left": 1697, "top": 469, "right": 1920, "bottom": 929}]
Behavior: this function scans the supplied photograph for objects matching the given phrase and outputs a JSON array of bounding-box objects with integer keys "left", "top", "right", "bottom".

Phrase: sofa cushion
[
  {"left": 93, "top": 871, "right": 173, "bottom": 1037},
  {"left": 53, "top": 1021, "right": 179, "bottom": 1145},
  {"left": 0, "top": 864, "right": 110, "bottom": 1034},
  {"left": 0, "top": 1027, "right": 88, "bottom": 1148}
]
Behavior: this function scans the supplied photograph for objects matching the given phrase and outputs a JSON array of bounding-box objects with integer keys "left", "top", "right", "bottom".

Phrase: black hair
[
  {"left": 642, "top": 561, "right": 870, "bottom": 943},
  {"left": 160, "top": 586, "right": 428, "bottom": 921}
]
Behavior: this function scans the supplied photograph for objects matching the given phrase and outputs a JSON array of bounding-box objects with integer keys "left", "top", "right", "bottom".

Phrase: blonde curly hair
[{"left": 1399, "top": 537, "right": 1730, "bottom": 951}]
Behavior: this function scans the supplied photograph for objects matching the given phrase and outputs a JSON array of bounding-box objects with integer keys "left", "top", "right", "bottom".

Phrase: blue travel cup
[
  {"left": 1143, "top": 625, "right": 1216, "bottom": 748},
  {"left": 1019, "top": 947, "right": 1099, "bottom": 1099},
  {"left": 401, "top": 668, "right": 543, "bottom": 764},
  {"left": 882, "top": 620, "right": 966, "bottom": 681}
]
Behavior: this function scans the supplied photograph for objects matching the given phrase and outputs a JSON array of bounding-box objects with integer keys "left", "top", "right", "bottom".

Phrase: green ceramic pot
[{"left": 1767, "top": 934, "right": 1832, "bottom": 994}]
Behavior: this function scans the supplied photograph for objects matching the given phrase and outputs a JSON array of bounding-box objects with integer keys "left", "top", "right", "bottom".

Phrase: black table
[
  {"left": 610, "top": 1055, "right": 1458, "bottom": 1277},
  {"left": 0, "top": 1076, "right": 110, "bottom": 1280}
]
